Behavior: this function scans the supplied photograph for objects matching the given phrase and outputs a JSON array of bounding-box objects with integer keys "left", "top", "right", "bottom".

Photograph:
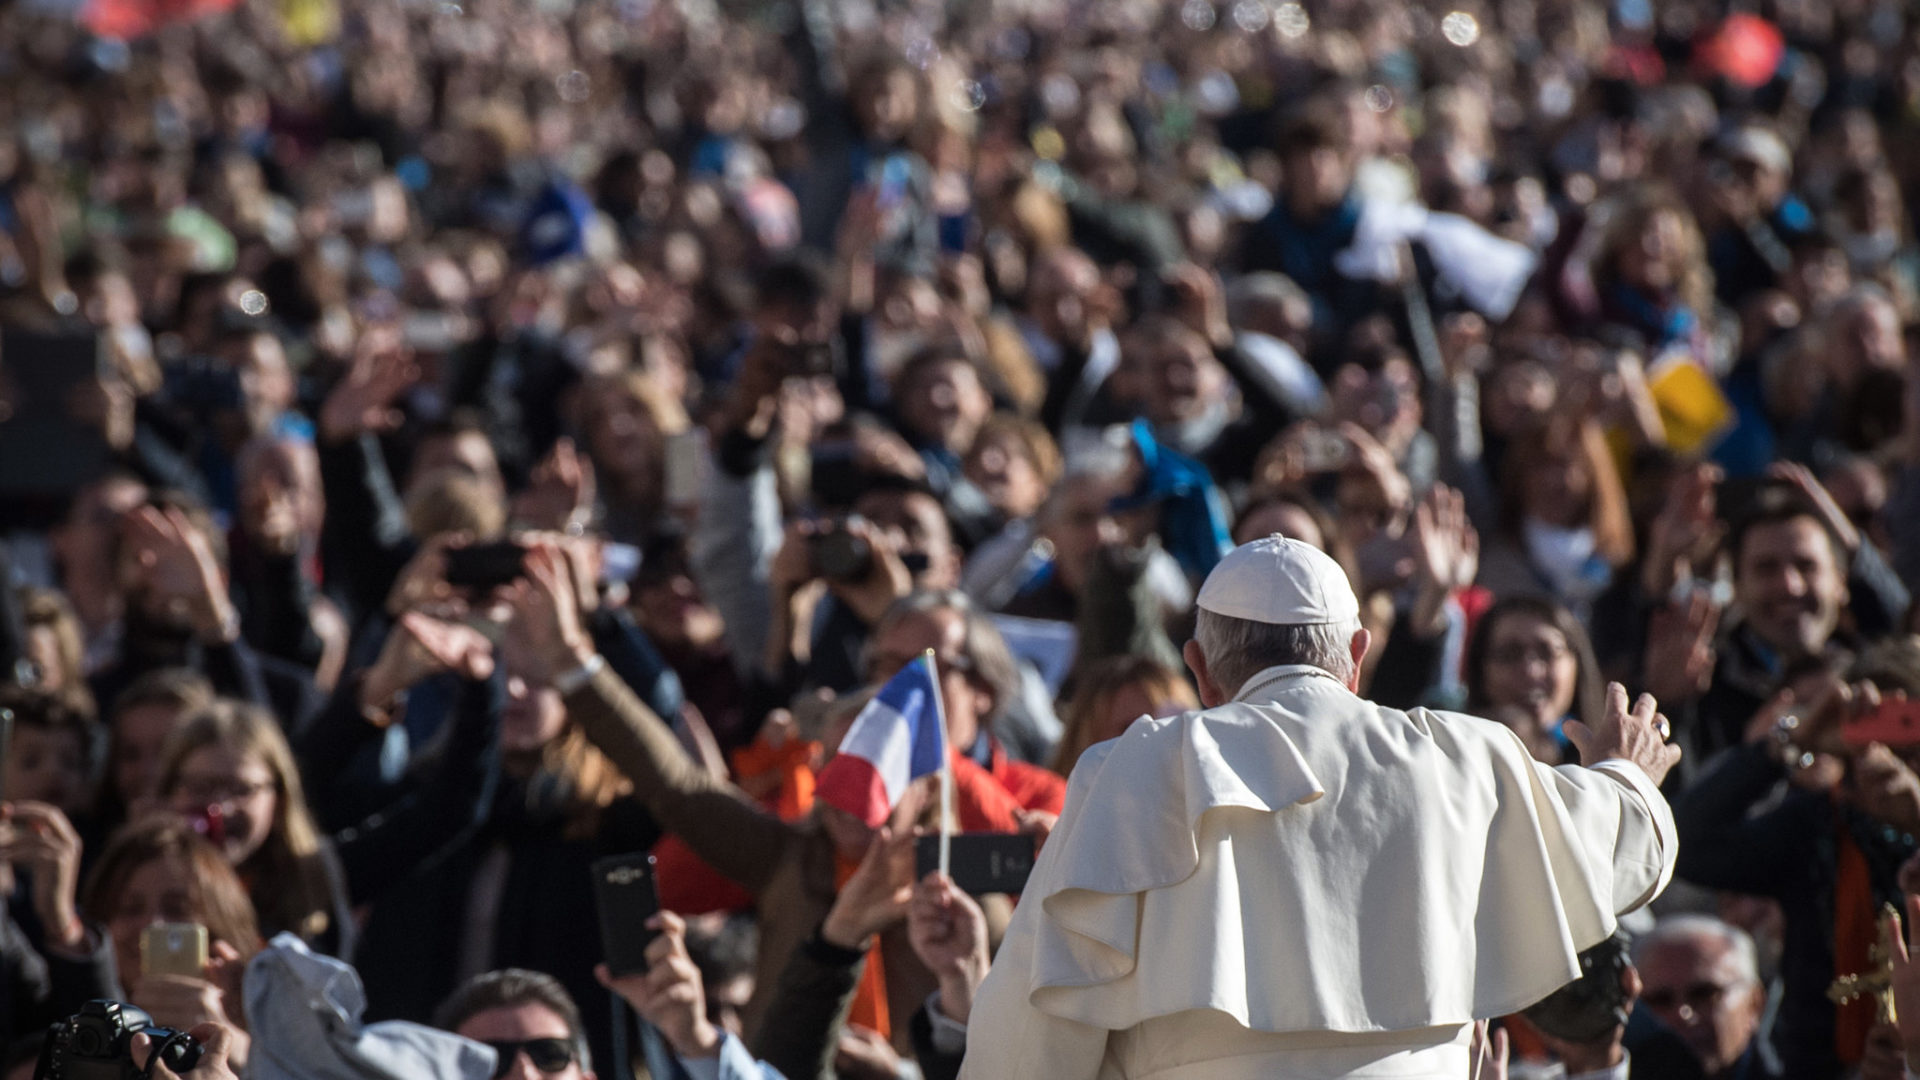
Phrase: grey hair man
[
  {"left": 1633, "top": 916, "right": 1775, "bottom": 1079},
  {"left": 961, "top": 535, "right": 1682, "bottom": 1080}
]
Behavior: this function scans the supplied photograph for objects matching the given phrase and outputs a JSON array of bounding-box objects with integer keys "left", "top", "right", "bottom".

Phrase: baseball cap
[{"left": 1196, "top": 535, "right": 1360, "bottom": 624}]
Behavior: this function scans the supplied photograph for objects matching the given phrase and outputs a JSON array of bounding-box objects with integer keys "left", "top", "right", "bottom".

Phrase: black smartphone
[
  {"left": 915, "top": 833, "right": 1036, "bottom": 896},
  {"left": 785, "top": 339, "right": 835, "bottom": 378},
  {"left": 591, "top": 852, "right": 661, "bottom": 977},
  {"left": 0, "top": 328, "right": 112, "bottom": 498},
  {"left": 444, "top": 542, "right": 529, "bottom": 590}
]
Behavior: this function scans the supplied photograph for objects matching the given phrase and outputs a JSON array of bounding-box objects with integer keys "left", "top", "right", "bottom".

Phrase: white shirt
[{"left": 960, "top": 666, "right": 1677, "bottom": 1080}]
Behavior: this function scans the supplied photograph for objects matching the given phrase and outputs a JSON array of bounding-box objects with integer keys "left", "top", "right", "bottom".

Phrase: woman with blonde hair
[
  {"left": 18, "top": 587, "right": 96, "bottom": 719},
  {"left": 154, "top": 700, "right": 350, "bottom": 956},
  {"left": 82, "top": 817, "right": 264, "bottom": 1069},
  {"left": 1589, "top": 186, "right": 1717, "bottom": 361},
  {"left": 1053, "top": 655, "right": 1199, "bottom": 778}
]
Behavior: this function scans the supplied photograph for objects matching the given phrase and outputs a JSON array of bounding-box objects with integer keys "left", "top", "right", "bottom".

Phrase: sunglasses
[
  {"left": 1641, "top": 981, "right": 1732, "bottom": 1015},
  {"left": 485, "top": 1038, "right": 575, "bottom": 1077}
]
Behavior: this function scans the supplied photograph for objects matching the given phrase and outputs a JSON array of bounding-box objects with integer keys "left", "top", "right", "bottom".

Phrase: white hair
[
  {"left": 1633, "top": 915, "right": 1761, "bottom": 990},
  {"left": 1193, "top": 609, "right": 1361, "bottom": 696}
]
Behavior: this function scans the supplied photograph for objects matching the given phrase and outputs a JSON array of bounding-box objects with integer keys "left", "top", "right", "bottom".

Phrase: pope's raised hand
[{"left": 1564, "top": 683, "right": 1681, "bottom": 785}]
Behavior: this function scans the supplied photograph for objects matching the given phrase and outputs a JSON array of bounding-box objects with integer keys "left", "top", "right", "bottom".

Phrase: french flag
[{"left": 815, "top": 657, "right": 947, "bottom": 826}]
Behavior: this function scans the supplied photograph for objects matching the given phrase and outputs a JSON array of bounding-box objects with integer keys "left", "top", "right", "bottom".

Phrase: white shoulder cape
[{"left": 1019, "top": 666, "right": 1676, "bottom": 1035}]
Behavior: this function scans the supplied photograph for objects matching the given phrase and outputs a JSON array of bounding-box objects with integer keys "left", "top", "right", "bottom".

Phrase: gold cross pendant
[{"left": 1828, "top": 903, "right": 1902, "bottom": 1027}]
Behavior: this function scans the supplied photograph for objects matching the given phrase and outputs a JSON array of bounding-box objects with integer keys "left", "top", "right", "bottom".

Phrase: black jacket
[
  {"left": 346, "top": 672, "right": 662, "bottom": 1074},
  {"left": 0, "top": 914, "right": 118, "bottom": 1052},
  {"left": 1675, "top": 743, "right": 1914, "bottom": 1080}
]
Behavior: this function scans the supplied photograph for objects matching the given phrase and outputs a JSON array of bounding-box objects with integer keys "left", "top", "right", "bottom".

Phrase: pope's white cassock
[{"left": 959, "top": 549, "right": 1676, "bottom": 1079}]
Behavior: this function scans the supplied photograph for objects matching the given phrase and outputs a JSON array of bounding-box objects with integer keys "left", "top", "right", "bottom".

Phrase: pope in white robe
[{"left": 959, "top": 536, "right": 1680, "bottom": 1080}]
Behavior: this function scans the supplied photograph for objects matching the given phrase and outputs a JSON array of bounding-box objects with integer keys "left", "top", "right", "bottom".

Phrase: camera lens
[
  {"left": 810, "top": 530, "right": 871, "bottom": 583},
  {"left": 72, "top": 1025, "right": 104, "bottom": 1056}
]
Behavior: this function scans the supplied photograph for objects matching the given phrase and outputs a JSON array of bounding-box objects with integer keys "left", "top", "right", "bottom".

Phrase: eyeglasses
[
  {"left": 1487, "top": 642, "right": 1571, "bottom": 667},
  {"left": 485, "top": 1038, "right": 576, "bottom": 1078},
  {"left": 1641, "top": 981, "right": 1733, "bottom": 1015}
]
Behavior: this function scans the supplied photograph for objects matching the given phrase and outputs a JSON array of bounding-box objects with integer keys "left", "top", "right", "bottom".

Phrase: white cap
[{"left": 1196, "top": 535, "right": 1360, "bottom": 625}]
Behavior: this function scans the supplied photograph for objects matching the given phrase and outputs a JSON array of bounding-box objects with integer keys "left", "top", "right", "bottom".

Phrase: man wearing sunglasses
[
  {"left": 1632, "top": 917, "right": 1779, "bottom": 1080},
  {"left": 436, "top": 970, "right": 595, "bottom": 1080}
]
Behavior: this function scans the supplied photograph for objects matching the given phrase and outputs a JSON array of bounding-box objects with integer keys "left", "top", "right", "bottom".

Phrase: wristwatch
[{"left": 553, "top": 653, "right": 607, "bottom": 697}]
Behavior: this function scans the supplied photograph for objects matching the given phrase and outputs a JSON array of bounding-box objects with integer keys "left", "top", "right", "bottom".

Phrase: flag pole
[{"left": 925, "top": 649, "right": 953, "bottom": 878}]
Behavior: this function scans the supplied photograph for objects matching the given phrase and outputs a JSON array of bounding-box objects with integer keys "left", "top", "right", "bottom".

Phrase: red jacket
[{"left": 985, "top": 737, "right": 1067, "bottom": 816}]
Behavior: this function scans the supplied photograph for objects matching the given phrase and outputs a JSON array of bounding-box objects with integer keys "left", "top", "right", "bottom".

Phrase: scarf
[
  {"left": 1832, "top": 827, "right": 1874, "bottom": 1066},
  {"left": 834, "top": 855, "right": 890, "bottom": 1041}
]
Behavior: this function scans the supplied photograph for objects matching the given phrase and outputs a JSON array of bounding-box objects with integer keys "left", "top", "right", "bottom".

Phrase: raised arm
[{"left": 508, "top": 543, "right": 798, "bottom": 895}]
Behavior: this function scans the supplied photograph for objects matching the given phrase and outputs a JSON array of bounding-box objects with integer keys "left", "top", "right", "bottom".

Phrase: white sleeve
[
  {"left": 1546, "top": 757, "right": 1679, "bottom": 916},
  {"left": 958, "top": 764, "right": 1113, "bottom": 1080},
  {"left": 957, "top": 896, "right": 1111, "bottom": 1080}
]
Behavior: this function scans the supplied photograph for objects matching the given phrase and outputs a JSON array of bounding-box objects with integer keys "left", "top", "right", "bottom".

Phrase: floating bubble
[
  {"left": 1180, "top": 0, "right": 1216, "bottom": 31},
  {"left": 1364, "top": 84, "right": 1394, "bottom": 112},
  {"left": 556, "top": 70, "right": 591, "bottom": 103},
  {"left": 1231, "top": 0, "right": 1268, "bottom": 32},
  {"left": 1273, "top": 1, "right": 1309, "bottom": 38},
  {"left": 1441, "top": 11, "right": 1480, "bottom": 46},
  {"left": 951, "top": 79, "right": 987, "bottom": 112},
  {"left": 239, "top": 290, "right": 269, "bottom": 317},
  {"left": 437, "top": 2, "right": 462, "bottom": 15}
]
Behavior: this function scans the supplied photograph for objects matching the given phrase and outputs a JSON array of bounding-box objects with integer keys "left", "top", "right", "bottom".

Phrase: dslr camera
[{"left": 35, "top": 1001, "right": 203, "bottom": 1080}]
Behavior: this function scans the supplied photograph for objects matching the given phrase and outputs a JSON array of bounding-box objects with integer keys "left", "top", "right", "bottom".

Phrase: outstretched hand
[
  {"left": 319, "top": 327, "right": 419, "bottom": 444},
  {"left": 503, "top": 543, "right": 596, "bottom": 687},
  {"left": 1564, "top": 683, "right": 1682, "bottom": 785},
  {"left": 821, "top": 826, "right": 918, "bottom": 950}
]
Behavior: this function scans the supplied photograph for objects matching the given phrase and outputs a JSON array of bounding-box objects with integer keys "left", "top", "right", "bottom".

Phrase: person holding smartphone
[{"left": 79, "top": 818, "right": 261, "bottom": 1071}]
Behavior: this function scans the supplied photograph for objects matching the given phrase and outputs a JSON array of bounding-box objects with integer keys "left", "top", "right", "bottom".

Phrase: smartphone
[
  {"left": 141, "top": 922, "right": 210, "bottom": 978},
  {"left": 187, "top": 804, "right": 226, "bottom": 846},
  {"left": 810, "top": 437, "right": 862, "bottom": 507},
  {"left": 0, "top": 328, "right": 113, "bottom": 497},
  {"left": 663, "top": 429, "right": 705, "bottom": 507},
  {"left": 444, "top": 542, "right": 530, "bottom": 590},
  {"left": 915, "top": 833, "right": 1037, "bottom": 896},
  {"left": 591, "top": 852, "right": 661, "bottom": 977},
  {"left": 1841, "top": 700, "right": 1920, "bottom": 750},
  {"left": 785, "top": 339, "right": 835, "bottom": 378}
]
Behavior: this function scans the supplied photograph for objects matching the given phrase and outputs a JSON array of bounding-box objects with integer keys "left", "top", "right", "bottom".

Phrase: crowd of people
[{"left": 1, "top": 0, "right": 1920, "bottom": 1075}]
